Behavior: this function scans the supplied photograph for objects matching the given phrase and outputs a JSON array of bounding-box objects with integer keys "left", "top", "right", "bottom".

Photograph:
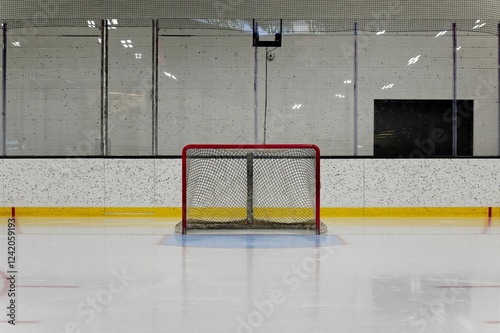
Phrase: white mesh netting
[{"left": 177, "top": 146, "right": 327, "bottom": 233}]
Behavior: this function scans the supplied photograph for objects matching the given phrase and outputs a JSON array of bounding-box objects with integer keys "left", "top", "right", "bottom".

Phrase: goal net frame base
[{"left": 175, "top": 220, "right": 328, "bottom": 234}]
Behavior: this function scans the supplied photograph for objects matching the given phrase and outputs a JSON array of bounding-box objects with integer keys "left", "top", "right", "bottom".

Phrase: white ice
[{"left": 0, "top": 218, "right": 499, "bottom": 333}]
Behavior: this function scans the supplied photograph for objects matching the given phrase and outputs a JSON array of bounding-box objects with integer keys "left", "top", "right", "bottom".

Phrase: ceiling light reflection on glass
[
  {"left": 135, "top": 53, "right": 142, "bottom": 59},
  {"left": 335, "top": 94, "right": 345, "bottom": 98},
  {"left": 382, "top": 83, "right": 394, "bottom": 90},
  {"left": 408, "top": 55, "right": 421, "bottom": 65},
  {"left": 473, "top": 20, "right": 486, "bottom": 29},
  {"left": 376, "top": 30, "right": 385, "bottom": 35},
  {"left": 107, "top": 19, "right": 118, "bottom": 29},
  {"left": 87, "top": 20, "right": 96, "bottom": 28},
  {"left": 435, "top": 31, "right": 447, "bottom": 37},
  {"left": 292, "top": 104, "right": 302, "bottom": 109},
  {"left": 164, "top": 72, "right": 178, "bottom": 80},
  {"left": 343, "top": 80, "right": 352, "bottom": 84},
  {"left": 12, "top": 41, "right": 21, "bottom": 47},
  {"left": 121, "top": 40, "right": 133, "bottom": 48}
]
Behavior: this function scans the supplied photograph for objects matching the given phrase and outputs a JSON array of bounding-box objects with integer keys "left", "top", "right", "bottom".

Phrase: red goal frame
[{"left": 181, "top": 144, "right": 321, "bottom": 234}]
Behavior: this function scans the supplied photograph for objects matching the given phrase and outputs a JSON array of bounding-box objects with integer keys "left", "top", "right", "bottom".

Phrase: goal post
[{"left": 176, "top": 144, "right": 326, "bottom": 235}]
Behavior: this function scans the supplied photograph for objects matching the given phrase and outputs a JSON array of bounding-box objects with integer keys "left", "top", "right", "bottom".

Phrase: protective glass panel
[
  {"left": 361, "top": 28, "right": 454, "bottom": 157},
  {"left": 108, "top": 25, "right": 153, "bottom": 155},
  {"left": 6, "top": 26, "right": 101, "bottom": 155},
  {"left": 158, "top": 26, "right": 255, "bottom": 155},
  {"left": 263, "top": 24, "right": 353, "bottom": 155},
  {"left": 457, "top": 24, "right": 497, "bottom": 156}
]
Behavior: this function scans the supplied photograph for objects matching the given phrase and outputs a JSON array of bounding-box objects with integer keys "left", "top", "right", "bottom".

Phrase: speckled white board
[
  {"left": 364, "top": 159, "right": 500, "bottom": 207},
  {"left": 3, "top": 159, "right": 105, "bottom": 207},
  {"left": 321, "top": 159, "right": 364, "bottom": 207},
  {"left": 2, "top": 158, "right": 500, "bottom": 208},
  {"left": 154, "top": 159, "right": 182, "bottom": 207},
  {"left": 104, "top": 159, "right": 156, "bottom": 207},
  {"left": 0, "top": 159, "right": 3, "bottom": 207}
]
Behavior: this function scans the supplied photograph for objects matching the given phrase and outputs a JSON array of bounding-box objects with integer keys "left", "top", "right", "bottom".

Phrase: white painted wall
[
  {"left": 2, "top": 159, "right": 499, "bottom": 208},
  {"left": 3, "top": 26, "right": 498, "bottom": 156}
]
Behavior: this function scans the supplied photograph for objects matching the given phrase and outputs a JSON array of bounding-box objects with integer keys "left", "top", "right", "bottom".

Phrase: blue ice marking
[{"left": 161, "top": 234, "right": 342, "bottom": 248}]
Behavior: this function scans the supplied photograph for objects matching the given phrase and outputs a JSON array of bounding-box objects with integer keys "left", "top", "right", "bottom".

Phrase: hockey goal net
[{"left": 176, "top": 144, "right": 326, "bottom": 234}]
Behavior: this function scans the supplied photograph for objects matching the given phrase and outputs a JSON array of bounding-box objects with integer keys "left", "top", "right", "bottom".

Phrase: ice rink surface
[{"left": 0, "top": 217, "right": 499, "bottom": 333}]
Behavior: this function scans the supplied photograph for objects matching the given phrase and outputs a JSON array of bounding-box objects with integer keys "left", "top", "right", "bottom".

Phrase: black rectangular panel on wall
[{"left": 374, "top": 99, "right": 473, "bottom": 158}]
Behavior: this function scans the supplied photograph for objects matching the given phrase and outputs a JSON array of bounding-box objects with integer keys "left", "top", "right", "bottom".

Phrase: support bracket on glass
[{"left": 252, "top": 19, "right": 282, "bottom": 47}]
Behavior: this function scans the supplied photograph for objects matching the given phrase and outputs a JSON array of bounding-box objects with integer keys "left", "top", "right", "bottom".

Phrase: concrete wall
[
  {"left": 3, "top": 25, "right": 498, "bottom": 156},
  {"left": 2, "top": 159, "right": 499, "bottom": 208}
]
